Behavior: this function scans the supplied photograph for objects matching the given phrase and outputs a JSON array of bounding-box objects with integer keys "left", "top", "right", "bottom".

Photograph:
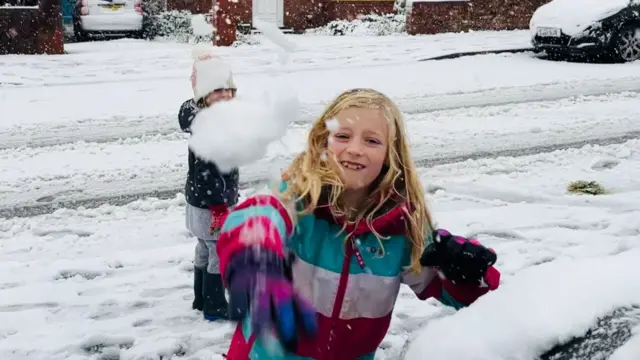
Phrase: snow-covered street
[{"left": 1, "top": 31, "right": 640, "bottom": 360}]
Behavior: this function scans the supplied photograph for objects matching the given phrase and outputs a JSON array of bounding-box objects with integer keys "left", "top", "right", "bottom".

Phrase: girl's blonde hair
[{"left": 279, "top": 88, "right": 433, "bottom": 273}]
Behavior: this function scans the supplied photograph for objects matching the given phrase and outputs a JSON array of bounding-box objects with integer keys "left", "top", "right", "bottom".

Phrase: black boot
[
  {"left": 192, "top": 267, "right": 204, "bottom": 311},
  {"left": 202, "top": 271, "right": 229, "bottom": 321}
]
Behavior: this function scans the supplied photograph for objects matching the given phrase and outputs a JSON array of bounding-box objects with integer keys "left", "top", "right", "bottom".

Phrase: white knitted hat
[{"left": 190, "top": 45, "right": 237, "bottom": 102}]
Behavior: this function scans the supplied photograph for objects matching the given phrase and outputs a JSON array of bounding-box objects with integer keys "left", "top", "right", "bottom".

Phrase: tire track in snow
[
  {"left": 2, "top": 130, "right": 639, "bottom": 219},
  {"left": 3, "top": 75, "right": 640, "bottom": 150}
]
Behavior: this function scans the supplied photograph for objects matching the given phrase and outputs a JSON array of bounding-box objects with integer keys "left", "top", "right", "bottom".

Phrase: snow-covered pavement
[{"left": 1, "top": 30, "right": 640, "bottom": 360}]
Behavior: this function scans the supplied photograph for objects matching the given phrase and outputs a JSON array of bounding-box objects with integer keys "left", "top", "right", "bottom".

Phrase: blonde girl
[{"left": 216, "top": 88, "right": 500, "bottom": 360}]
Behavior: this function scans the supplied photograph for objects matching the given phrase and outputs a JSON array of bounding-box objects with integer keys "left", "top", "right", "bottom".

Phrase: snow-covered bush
[
  {"left": 146, "top": 10, "right": 259, "bottom": 45},
  {"left": 233, "top": 31, "right": 261, "bottom": 47},
  {"left": 305, "top": 13, "right": 406, "bottom": 36},
  {"left": 145, "top": 10, "right": 207, "bottom": 43},
  {"left": 567, "top": 180, "right": 606, "bottom": 195}
]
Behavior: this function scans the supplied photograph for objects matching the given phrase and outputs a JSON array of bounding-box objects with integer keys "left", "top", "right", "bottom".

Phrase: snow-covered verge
[
  {"left": 404, "top": 251, "right": 640, "bottom": 360},
  {"left": 0, "top": 30, "right": 534, "bottom": 89},
  {"left": 402, "top": 140, "right": 640, "bottom": 360},
  {"left": 2, "top": 139, "right": 640, "bottom": 360},
  {"left": 305, "top": 14, "right": 406, "bottom": 36},
  {"left": 6, "top": 50, "right": 640, "bottom": 132}
]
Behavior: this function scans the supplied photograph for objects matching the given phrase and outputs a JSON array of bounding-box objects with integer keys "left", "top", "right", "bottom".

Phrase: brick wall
[
  {"left": 232, "top": 0, "right": 251, "bottom": 25},
  {"left": 407, "top": 0, "right": 551, "bottom": 35},
  {"left": 284, "top": 0, "right": 328, "bottom": 32},
  {"left": 166, "top": 0, "right": 209, "bottom": 13},
  {"left": 0, "top": 0, "right": 64, "bottom": 55},
  {"left": 283, "top": 0, "right": 395, "bottom": 32},
  {"left": 328, "top": 0, "right": 394, "bottom": 21}
]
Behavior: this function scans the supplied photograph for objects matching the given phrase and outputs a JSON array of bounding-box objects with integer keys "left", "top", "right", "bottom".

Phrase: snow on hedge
[
  {"left": 148, "top": 10, "right": 259, "bottom": 46},
  {"left": 305, "top": 14, "right": 406, "bottom": 36}
]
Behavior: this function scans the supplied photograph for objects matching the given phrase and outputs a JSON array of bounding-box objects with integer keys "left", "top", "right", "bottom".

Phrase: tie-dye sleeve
[
  {"left": 402, "top": 267, "right": 499, "bottom": 310},
  {"left": 216, "top": 192, "right": 294, "bottom": 286}
]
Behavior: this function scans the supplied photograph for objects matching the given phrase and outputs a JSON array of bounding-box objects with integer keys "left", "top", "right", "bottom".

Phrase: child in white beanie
[{"left": 178, "top": 46, "right": 238, "bottom": 322}]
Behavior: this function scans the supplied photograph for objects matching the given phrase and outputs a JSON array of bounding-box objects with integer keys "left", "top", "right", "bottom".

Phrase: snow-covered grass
[{"left": 1, "top": 140, "right": 640, "bottom": 359}]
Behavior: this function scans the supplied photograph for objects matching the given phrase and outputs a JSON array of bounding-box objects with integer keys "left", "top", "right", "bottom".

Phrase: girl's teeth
[{"left": 341, "top": 162, "right": 363, "bottom": 170}]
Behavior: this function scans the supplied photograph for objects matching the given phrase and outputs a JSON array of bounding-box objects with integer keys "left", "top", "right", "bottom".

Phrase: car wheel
[
  {"left": 73, "top": 20, "right": 90, "bottom": 42},
  {"left": 613, "top": 23, "right": 640, "bottom": 62}
]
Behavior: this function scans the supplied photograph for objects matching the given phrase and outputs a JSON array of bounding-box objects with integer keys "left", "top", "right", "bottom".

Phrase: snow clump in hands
[{"left": 188, "top": 87, "right": 299, "bottom": 173}]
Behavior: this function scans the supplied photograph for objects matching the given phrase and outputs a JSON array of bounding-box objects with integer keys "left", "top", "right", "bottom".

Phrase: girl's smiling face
[{"left": 327, "top": 107, "right": 389, "bottom": 192}]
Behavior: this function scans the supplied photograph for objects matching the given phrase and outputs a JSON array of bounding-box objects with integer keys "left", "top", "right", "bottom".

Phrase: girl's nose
[{"left": 346, "top": 141, "right": 364, "bottom": 156}]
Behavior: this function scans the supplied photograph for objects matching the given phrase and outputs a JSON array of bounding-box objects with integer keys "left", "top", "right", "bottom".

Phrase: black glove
[{"left": 420, "top": 229, "right": 498, "bottom": 286}]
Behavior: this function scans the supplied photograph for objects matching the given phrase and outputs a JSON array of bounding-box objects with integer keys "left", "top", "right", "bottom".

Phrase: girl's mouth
[{"left": 340, "top": 161, "right": 365, "bottom": 170}]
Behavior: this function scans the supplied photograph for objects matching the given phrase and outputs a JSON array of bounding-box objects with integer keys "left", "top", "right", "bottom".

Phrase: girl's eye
[
  {"left": 367, "top": 138, "right": 382, "bottom": 145},
  {"left": 334, "top": 134, "right": 349, "bottom": 140}
]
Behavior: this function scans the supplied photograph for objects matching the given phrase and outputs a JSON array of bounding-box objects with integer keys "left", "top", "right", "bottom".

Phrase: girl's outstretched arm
[
  {"left": 216, "top": 193, "right": 318, "bottom": 350},
  {"left": 402, "top": 230, "right": 500, "bottom": 310},
  {"left": 178, "top": 99, "right": 200, "bottom": 133},
  {"left": 402, "top": 267, "right": 500, "bottom": 310}
]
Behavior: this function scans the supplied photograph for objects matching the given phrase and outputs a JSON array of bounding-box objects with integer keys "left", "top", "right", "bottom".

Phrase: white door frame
[{"left": 252, "top": 0, "right": 284, "bottom": 27}]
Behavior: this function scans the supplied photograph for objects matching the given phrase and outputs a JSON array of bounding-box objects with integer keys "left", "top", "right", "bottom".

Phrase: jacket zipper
[{"left": 322, "top": 236, "right": 368, "bottom": 360}]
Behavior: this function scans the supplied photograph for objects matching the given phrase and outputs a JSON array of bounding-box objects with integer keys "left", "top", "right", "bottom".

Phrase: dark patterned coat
[{"left": 178, "top": 99, "right": 239, "bottom": 209}]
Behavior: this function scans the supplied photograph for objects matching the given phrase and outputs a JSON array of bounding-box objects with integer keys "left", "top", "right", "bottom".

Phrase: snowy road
[
  {"left": 3, "top": 75, "right": 640, "bottom": 150},
  {"left": 2, "top": 31, "right": 640, "bottom": 360},
  {"left": 2, "top": 91, "right": 640, "bottom": 217}
]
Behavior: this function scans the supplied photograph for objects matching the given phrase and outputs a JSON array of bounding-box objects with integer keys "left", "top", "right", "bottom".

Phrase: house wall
[
  {"left": 327, "top": 0, "right": 394, "bottom": 21},
  {"left": 0, "top": 0, "right": 64, "bottom": 55},
  {"left": 283, "top": 0, "right": 328, "bottom": 32},
  {"left": 167, "top": 0, "right": 550, "bottom": 34},
  {"left": 283, "top": 0, "right": 394, "bottom": 32},
  {"left": 166, "top": 0, "right": 209, "bottom": 14},
  {"left": 233, "top": 0, "right": 251, "bottom": 25},
  {"left": 406, "top": 0, "right": 551, "bottom": 35}
]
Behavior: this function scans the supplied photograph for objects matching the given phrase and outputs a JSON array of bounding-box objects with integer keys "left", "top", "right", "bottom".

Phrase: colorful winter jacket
[{"left": 217, "top": 182, "right": 498, "bottom": 360}]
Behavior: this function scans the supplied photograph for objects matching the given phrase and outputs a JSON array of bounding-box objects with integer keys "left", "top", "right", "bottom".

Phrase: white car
[
  {"left": 73, "top": 0, "right": 145, "bottom": 40},
  {"left": 529, "top": 0, "right": 640, "bottom": 62}
]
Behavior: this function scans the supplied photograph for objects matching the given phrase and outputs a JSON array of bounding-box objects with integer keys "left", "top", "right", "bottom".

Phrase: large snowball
[{"left": 188, "top": 87, "right": 299, "bottom": 173}]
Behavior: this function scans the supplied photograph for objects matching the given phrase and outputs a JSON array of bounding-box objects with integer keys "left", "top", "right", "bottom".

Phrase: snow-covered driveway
[{"left": 1, "top": 31, "right": 639, "bottom": 360}]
